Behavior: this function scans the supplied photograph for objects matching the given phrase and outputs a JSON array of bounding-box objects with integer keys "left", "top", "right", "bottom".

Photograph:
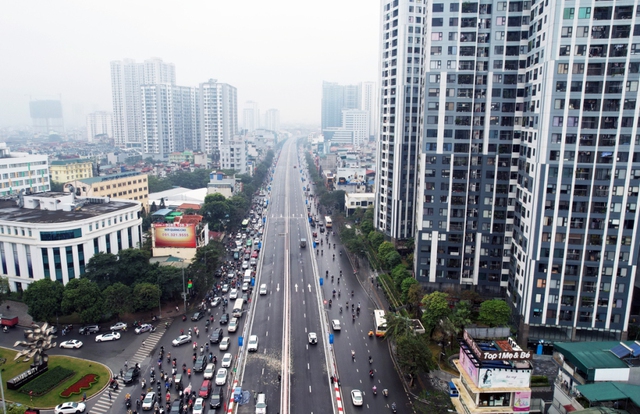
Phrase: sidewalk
[{"left": 3, "top": 299, "right": 33, "bottom": 327}]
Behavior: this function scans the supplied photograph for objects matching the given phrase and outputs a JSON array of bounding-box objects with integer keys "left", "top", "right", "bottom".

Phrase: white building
[
  {"left": 220, "top": 138, "right": 248, "bottom": 174},
  {"left": 342, "top": 109, "right": 370, "bottom": 148},
  {"left": 86, "top": 111, "right": 113, "bottom": 142},
  {"left": 199, "top": 79, "right": 238, "bottom": 155},
  {"left": 360, "top": 81, "right": 377, "bottom": 139},
  {"left": 0, "top": 192, "right": 142, "bottom": 291},
  {"left": 0, "top": 143, "right": 50, "bottom": 196},
  {"left": 242, "top": 101, "right": 260, "bottom": 132},
  {"left": 141, "top": 84, "right": 200, "bottom": 158},
  {"left": 264, "top": 109, "right": 280, "bottom": 132},
  {"left": 111, "top": 58, "right": 175, "bottom": 149},
  {"left": 207, "top": 171, "right": 236, "bottom": 198}
]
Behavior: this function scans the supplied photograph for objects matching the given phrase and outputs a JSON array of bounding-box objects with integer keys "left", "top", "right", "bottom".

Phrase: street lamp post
[
  {"left": 0, "top": 358, "right": 6, "bottom": 413},
  {"left": 182, "top": 266, "right": 187, "bottom": 315},
  {"left": 157, "top": 275, "right": 162, "bottom": 319}
]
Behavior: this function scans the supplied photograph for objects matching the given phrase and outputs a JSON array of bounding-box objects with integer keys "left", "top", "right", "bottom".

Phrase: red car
[{"left": 199, "top": 379, "right": 212, "bottom": 398}]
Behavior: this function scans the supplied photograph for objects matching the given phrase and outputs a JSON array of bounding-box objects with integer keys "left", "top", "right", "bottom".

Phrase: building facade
[
  {"left": 342, "top": 109, "right": 370, "bottom": 148},
  {"left": 403, "top": 0, "right": 640, "bottom": 344},
  {"left": 219, "top": 138, "right": 248, "bottom": 174},
  {"left": 0, "top": 144, "right": 50, "bottom": 196},
  {"left": 50, "top": 159, "right": 93, "bottom": 184},
  {"left": 360, "top": 81, "right": 378, "bottom": 140},
  {"left": 0, "top": 192, "right": 142, "bottom": 290},
  {"left": 199, "top": 79, "right": 238, "bottom": 156},
  {"left": 242, "top": 101, "right": 260, "bottom": 132},
  {"left": 65, "top": 171, "right": 149, "bottom": 211},
  {"left": 264, "top": 108, "right": 280, "bottom": 132},
  {"left": 86, "top": 111, "right": 113, "bottom": 142}
]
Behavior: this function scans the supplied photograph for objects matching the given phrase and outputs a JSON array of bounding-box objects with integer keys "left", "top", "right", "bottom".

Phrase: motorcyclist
[
  {"left": 373, "top": 385, "right": 377, "bottom": 394},
  {"left": 332, "top": 254, "right": 335, "bottom": 260}
]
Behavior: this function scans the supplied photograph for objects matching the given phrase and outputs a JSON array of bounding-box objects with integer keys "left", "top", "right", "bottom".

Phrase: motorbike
[
  {"left": 182, "top": 315, "right": 187, "bottom": 322},
  {"left": 373, "top": 386, "right": 377, "bottom": 395},
  {"left": 391, "top": 402, "right": 397, "bottom": 412},
  {"left": 383, "top": 389, "right": 389, "bottom": 397},
  {"left": 369, "top": 370, "right": 374, "bottom": 378}
]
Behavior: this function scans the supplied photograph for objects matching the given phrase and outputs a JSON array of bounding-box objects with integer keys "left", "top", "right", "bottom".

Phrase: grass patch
[
  {"left": 19, "top": 366, "right": 75, "bottom": 396},
  {"left": 0, "top": 347, "right": 110, "bottom": 408},
  {"left": 531, "top": 375, "right": 549, "bottom": 387}
]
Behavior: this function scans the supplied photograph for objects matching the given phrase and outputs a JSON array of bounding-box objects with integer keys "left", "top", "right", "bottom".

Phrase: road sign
[
  {"left": 329, "top": 334, "right": 334, "bottom": 344},
  {"left": 319, "top": 278, "right": 324, "bottom": 286},
  {"left": 238, "top": 336, "right": 243, "bottom": 346}
]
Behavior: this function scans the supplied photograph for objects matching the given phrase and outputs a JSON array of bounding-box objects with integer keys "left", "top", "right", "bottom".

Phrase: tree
[
  {"left": 359, "top": 219, "right": 373, "bottom": 236},
  {"left": 23, "top": 279, "right": 64, "bottom": 322},
  {"left": 84, "top": 252, "right": 119, "bottom": 290},
  {"left": 61, "top": 278, "right": 105, "bottom": 323},
  {"left": 132, "top": 283, "right": 161, "bottom": 313},
  {"left": 396, "top": 334, "right": 433, "bottom": 386},
  {"left": 406, "top": 283, "right": 424, "bottom": 318},
  {"left": 367, "top": 231, "right": 384, "bottom": 251},
  {"left": 384, "top": 311, "right": 414, "bottom": 341},
  {"left": 189, "top": 242, "right": 224, "bottom": 294},
  {"left": 478, "top": 299, "right": 511, "bottom": 327},
  {"left": 116, "top": 248, "right": 152, "bottom": 286},
  {"left": 421, "top": 291, "right": 451, "bottom": 337},
  {"left": 103, "top": 283, "right": 133, "bottom": 319},
  {"left": 451, "top": 300, "right": 473, "bottom": 332},
  {"left": 378, "top": 241, "right": 396, "bottom": 258},
  {"left": 383, "top": 250, "right": 402, "bottom": 269},
  {"left": 400, "top": 277, "right": 419, "bottom": 303},
  {"left": 0, "top": 276, "right": 10, "bottom": 306}
]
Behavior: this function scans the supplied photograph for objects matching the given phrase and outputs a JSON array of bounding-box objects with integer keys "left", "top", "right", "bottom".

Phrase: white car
[
  {"left": 247, "top": 335, "right": 259, "bottom": 352},
  {"left": 172, "top": 334, "right": 192, "bottom": 346},
  {"left": 193, "top": 397, "right": 205, "bottom": 414},
  {"left": 222, "top": 284, "right": 229, "bottom": 293},
  {"left": 215, "top": 368, "right": 228, "bottom": 386},
  {"left": 308, "top": 332, "right": 317, "bottom": 345},
  {"left": 229, "top": 289, "right": 238, "bottom": 300},
  {"left": 95, "top": 332, "right": 120, "bottom": 342},
  {"left": 241, "top": 282, "right": 249, "bottom": 292},
  {"left": 242, "top": 261, "right": 249, "bottom": 270},
  {"left": 219, "top": 337, "right": 231, "bottom": 351},
  {"left": 59, "top": 339, "right": 83, "bottom": 349},
  {"left": 228, "top": 318, "right": 238, "bottom": 333},
  {"left": 221, "top": 353, "right": 233, "bottom": 368},
  {"left": 259, "top": 284, "right": 267, "bottom": 295},
  {"left": 331, "top": 319, "right": 341, "bottom": 331},
  {"left": 142, "top": 392, "right": 156, "bottom": 410},
  {"left": 109, "top": 322, "right": 127, "bottom": 331},
  {"left": 351, "top": 389, "right": 363, "bottom": 406},
  {"left": 211, "top": 297, "right": 221, "bottom": 307},
  {"left": 204, "top": 363, "right": 215, "bottom": 379},
  {"left": 135, "top": 324, "right": 153, "bottom": 334},
  {"left": 54, "top": 402, "right": 86, "bottom": 414}
]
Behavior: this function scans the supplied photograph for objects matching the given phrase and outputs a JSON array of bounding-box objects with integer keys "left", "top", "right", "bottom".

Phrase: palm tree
[{"left": 384, "top": 311, "right": 414, "bottom": 341}]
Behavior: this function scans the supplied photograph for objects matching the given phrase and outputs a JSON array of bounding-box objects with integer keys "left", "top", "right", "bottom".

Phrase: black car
[
  {"left": 194, "top": 355, "right": 207, "bottom": 372},
  {"left": 79, "top": 325, "right": 100, "bottom": 335},
  {"left": 209, "top": 328, "right": 224, "bottom": 344},
  {"left": 210, "top": 386, "right": 224, "bottom": 409},
  {"left": 170, "top": 399, "right": 184, "bottom": 414},
  {"left": 191, "top": 312, "right": 204, "bottom": 321},
  {"left": 310, "top": 221, "right": 316, "bottom": 228},
  {"left": 123, "top": 366, "right": 140, "bottom": 384},
  {"left": 219, "top": 313, "right": 229, "bottom": 325}
]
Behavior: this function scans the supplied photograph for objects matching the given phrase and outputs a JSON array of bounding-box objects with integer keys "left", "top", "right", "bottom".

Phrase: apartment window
[
  {"left": 564, "top": 8, "right": 575, "bottom": 19},
  {"left": 496, "top": 16, "right": 506, "bottom": 26},
  {"left": 627, "top": 81, "right": 638, "bottom": 92},
  {"left": 431, "top": 61, "right": 441, "bottom": 69},
  {"left": 431, "top": 46, "right": 442, "bottom": 55},
  {"left": 449, "top": 17, "right": 459, "bottom": 26},
  {"left": 496, "top": 2, "right": 506, "bottom": 11},
  {"left": 448, "top": 46, "right": 457, "bottom": 55},
  {"left": 431, "top": 32, "right": 443, "bottom": 41},
  {"left": 561, "top": 27, "right": 573, "bottom": 38},
  {"left": 432, "top": 18, "right": 444, "bottom": 26},
  {"left": 579, "top": 7, "right": 591, "bottom": 19},
  {"left": 495, "top": 31, "right": 505, "bottom": 40},
  {"left": 576, "top": 26, "right": 590, "bottom": 37},
  {"left": 557, "top": 63, "right": 569, "bottom": 74},
  {"left": 433, "top": 3, "right": 444, "bottom": 12}
]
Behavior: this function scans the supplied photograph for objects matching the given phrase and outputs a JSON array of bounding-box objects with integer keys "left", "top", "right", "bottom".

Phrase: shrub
[
  {"left": 19, "top": 366, "right": 75, "bottom": 396},
  {"left": 60, "top": 374, "right": 99, "bottom": 397}
]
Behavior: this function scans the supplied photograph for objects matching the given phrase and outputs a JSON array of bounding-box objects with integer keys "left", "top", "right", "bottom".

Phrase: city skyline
[{"left": 0, "top": 0, "right": 379, "bottom": 128}]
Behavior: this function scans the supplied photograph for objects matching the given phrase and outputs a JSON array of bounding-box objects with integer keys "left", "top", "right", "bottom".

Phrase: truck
[
  {"left": 232, "top": 299, "right": 245, "bottom": 318},
  {"left": 0, "top": 314, "right": 19, "bottom": 327},
  {"left": 300, "top": 238, "right": 307, "bottom": 248}
]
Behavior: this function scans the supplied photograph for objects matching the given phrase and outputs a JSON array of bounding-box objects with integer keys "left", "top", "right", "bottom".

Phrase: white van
[{"left": 243, "top": 269, "right": 252, "bottom": 283}]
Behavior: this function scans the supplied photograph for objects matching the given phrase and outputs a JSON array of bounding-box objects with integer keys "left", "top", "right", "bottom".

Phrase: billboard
[
  {"left": 513, "top": 391, "right": 531, "bottom": 412},
  {"left": 459, "top": 348, "right": 479, "bottom": 383},
  {"left": 477, "top": 368, "right": 531, "bottom": 389},
  {"left": 154, "top": 224, "right": 196, "bottom": 248}
]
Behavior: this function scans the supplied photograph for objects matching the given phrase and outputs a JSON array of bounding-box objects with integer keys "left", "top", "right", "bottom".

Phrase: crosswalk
[{"left": 89, "top": 320, "right": 170, "bottom": 414}]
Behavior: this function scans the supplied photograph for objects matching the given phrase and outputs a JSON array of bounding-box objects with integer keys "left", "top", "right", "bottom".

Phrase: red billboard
[{"left": 154, "top": 223, "right": 197, "bottom": 248}]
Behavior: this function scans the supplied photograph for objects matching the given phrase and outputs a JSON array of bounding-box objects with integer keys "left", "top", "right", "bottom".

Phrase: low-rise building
[
  {"left": 0, "top": 143, "right": 50, "bottom": 196},
  {"left": 168, "top": 150, "right": 208, "bottom": 167},
  {"left": 50, "top": 158, "right": 93, "bottom": 183},
  {"left": 64, "top": 171, "right": 149, "bottom": 211},
  {"left": 344, "top": 193, "right": 375, "bottom": 217},
  {"left": 207, "top": 171, "right": 237, "bottom": 198},
  {"left": 0, "top": 191, "right": 142, "bottom": 290},
  {"left": 219, "top": 139, "right": 248, "bottom": 174}
]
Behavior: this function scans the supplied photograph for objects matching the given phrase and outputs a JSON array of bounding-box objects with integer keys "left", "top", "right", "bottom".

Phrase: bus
[
  {"left": 241, "top": 219, "right": 249, "bottom": 228},
  {"left": 232, "top": 298, "right": 245, "bottom": 318},
  {"left": 325, "top": 216, "right": 333, "bottom": 229},
  {"left": 373, "top": 309, "right": 387, "bottom": 337}
]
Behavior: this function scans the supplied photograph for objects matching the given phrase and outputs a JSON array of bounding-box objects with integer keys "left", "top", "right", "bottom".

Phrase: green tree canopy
[
  {"left": 84, "top": 252, "right": 119, "bottom": 290},
  {"left": 478, "top": 299, "right": 512, "bottom": 327},
  {"left": 384, "top": 311, "right": 415, "bottom": 341},
  {"left": 23, "top": 279, "right": 64, "bottom": 322},
  {"left": 406, "top": 283, "right": 424, "bottom": 318},
  {"left": 132, "top": 283, "right": 161, "bottom": 313},
  {"left": 367, "top": 231, "right": 384, "bottom": 251},
  {"left": 451, "top": 300, "right": 473, "bottom": 332},
  {"left": 383, "top": 250, "right": 402, "bottom": 269},
  {"left": 421, "top": 291, "right": 451, "bottom": 337},
  {"left": 378, "top": 241, "right": 396, "bottom": 258},
  {"left": 103, "top": 282, "right": 133, "bottom": 319},
  {"left": 396, "top": 334, "right": 433, "bottom": 386},
  {"left": 400, "top": 277, "right": 419, "bottom": 303},
  {"left": 61, "top": 278, "right": 105, "bottom": 323}
]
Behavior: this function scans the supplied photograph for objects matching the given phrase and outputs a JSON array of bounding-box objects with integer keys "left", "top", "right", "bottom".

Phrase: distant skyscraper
[
  {"left": 141, "top": 85, "right": 199, "bottom": 158},
  {"left": 242, "top": 101, "right": 260, "bottom": 132},
  {"left": 373, "top": 1, "right": 425, "bottom": 240},
  {"left": 264, "top": 109, "right": 280, "bottom": 132},
  {"left": 29, "top": 99, "right": 64, "bottom": 135},
  {"left": 322, "top": 81, "right": 358, "bottom": 130},
  {"left": 111, "top": 58, "right": 175, "bottom": 148},
  {"left": 86, "top": 111, "right": 113, "bottom": 142},
  {"left": 199, "top": 79, "right": 238, "bottom": 155},
  {"left": 360, "top": 81, "right": 377, "bottom": 139}
]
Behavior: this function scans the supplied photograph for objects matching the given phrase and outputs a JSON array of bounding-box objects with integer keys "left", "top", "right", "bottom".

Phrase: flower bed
[
  {"left": 60, "top": 374, "right": 99, "bottom": 398},
  {"left": 19, "top": 366, "right": 75, "bottom": 396}
]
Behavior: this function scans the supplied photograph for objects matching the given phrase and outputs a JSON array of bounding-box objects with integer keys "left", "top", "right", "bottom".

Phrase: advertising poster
[
  {"left": 154, "top": 224, "right": 196, "bottom": 248},
  {"left": 478, "top": 368, "right": 531, "bottom": 389},
  {"left": 459, "top": 348, "right": 479, "bottom": 383},
  {"left": 513, "top": 391, "right": 531, "bottom": 412}
]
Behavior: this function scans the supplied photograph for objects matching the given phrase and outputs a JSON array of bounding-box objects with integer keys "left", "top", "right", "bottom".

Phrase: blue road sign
[
  {"left": 319, "top": 278, "right": 324, "bottom": 286},
  {"left": 329, "top": 333, "right": 334, "bottom": 344}
]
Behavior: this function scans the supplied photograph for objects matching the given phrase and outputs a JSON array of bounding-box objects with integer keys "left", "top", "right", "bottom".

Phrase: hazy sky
[{"left": 0, "top": 0, "right": 379, "bottom": 128}]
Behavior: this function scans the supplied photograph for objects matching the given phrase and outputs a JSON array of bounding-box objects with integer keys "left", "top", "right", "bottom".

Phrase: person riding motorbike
[
  {"left": 373, "top": 385, "right": 377, "bottom": 395},
  {"left": 383, "top": 388, "right": 388, "bottom": 397},
  {"left": 332, "top": 254, "right": 335, "bottom": 260}
]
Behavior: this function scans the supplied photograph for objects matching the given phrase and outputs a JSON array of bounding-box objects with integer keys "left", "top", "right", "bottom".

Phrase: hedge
[{"left": 19, "top": 366, "right": 75, "bottom": 396}]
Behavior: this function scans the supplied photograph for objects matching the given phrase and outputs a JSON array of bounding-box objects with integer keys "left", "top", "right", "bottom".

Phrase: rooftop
[
  {"left": 75, "top": 171, "right": 145, "bottom": 185},
  {"left": 50, "top": 159, "right": 92, "bottom": 165},
  {"left": 554, "top": 341, "right": 637, "bottom": 372},
  {"left": 576, "top": 382, "right": 640, "bottom": 407}
]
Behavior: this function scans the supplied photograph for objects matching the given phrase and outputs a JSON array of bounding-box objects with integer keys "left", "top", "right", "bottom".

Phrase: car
[
  {"left": 241, "top": 282, "right": 249, "bottom": 292},
  {"left": 222, "top": 284, "right": 229, "bottom": 293},
  {"left": 191, "top": 312, "right": 204, "bottom": 321},
  {"left": 210, "top": 328, "right": 224, "bottom": 344},
  {"left": 142, "top": 391, "right": 156, "bottom": 410},
  {"left": 249, "top": 258, "right": 257, "bottom": 266},
  {"left": 244, "top": 253, "right": 250, "bottom": 260},
  {"left": 242, "top": 293, "right": 249, "bottom": 303},
  {"left": 194, "top": 355, "right": 207, "bottom": 372},
  {"left": 210, "top": 386, "right": 224, "bottom": 409},
  {"left": 219, "top": 337, "right": 230, "bottom": 351},
  {"left": 172, "top": 334, "right": 192, "bottom": 346},
  {"left": 233, "top": 251, "right": 239, "bottom": 260},
  {"left": 293, "top": 165, "right": 296, "bottom": 168},
  {"left": 95, "top": 331, "right": 120, "bottom": 342},
  {"left": 219, "top": 313, "right": 229, "bottom": 324},
  {"left": 169, "top": 399, "right": 184, "bottom": 414},
  {"left": 193, "top": 397, "right": 205, "bottom": 414},
  {"left": 211, "top": 297, "right": 221, "bottom": 307},
  {"left": 259, "top": 284, "right": 267, "bottom": 295},
  {"left": 331, "top": 319, "right": 341, "bottom": 331},
  {"left": 54, "top": 401, "right": 86, "bottom": 414},
  {"left": 204, "top": 363, "right": 216, "bottom": 379},
  {"left": 110, "top": 322, "right": 128, "bottom": 331},
  {"left": 229, "top": 289, "right": 238, "bottom": 300},
  {"left": 242, "top": 261, "right": 249, "bottom": 270},
  {"left": 123, "top": 366, "right": 140, "bottom": 384},
  {"left": 215, "top": 368, "right": 228, "bottom": 386},
  {"left": 221, "top": 353, "right": 233, "bottom": 368},
  {"left": 308, "top": 332, "right": 317, "bottom": 345},
  {"left": 351, "top": 389, "right": 363, "bottom": 406},
  {"left": 135, "top": 324, "right": 153, "bottom": 334},
  {"left": 247, "top": 335, "right": 259, "bottom": 352},
  {"left": 255, "top": 392, "right": 267, "bottom": 414},
  {"left": 59, "top": 339, "right": 83, "bottom": 349},
  {"left": 198, "top": 379, "right": 212, "bottom": 398},
  {"left": 228, "top": 318, "right": 238, "bottom": 333},
  {"left": 79, "top": 325, "right": 99, "bottom": 335}
]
